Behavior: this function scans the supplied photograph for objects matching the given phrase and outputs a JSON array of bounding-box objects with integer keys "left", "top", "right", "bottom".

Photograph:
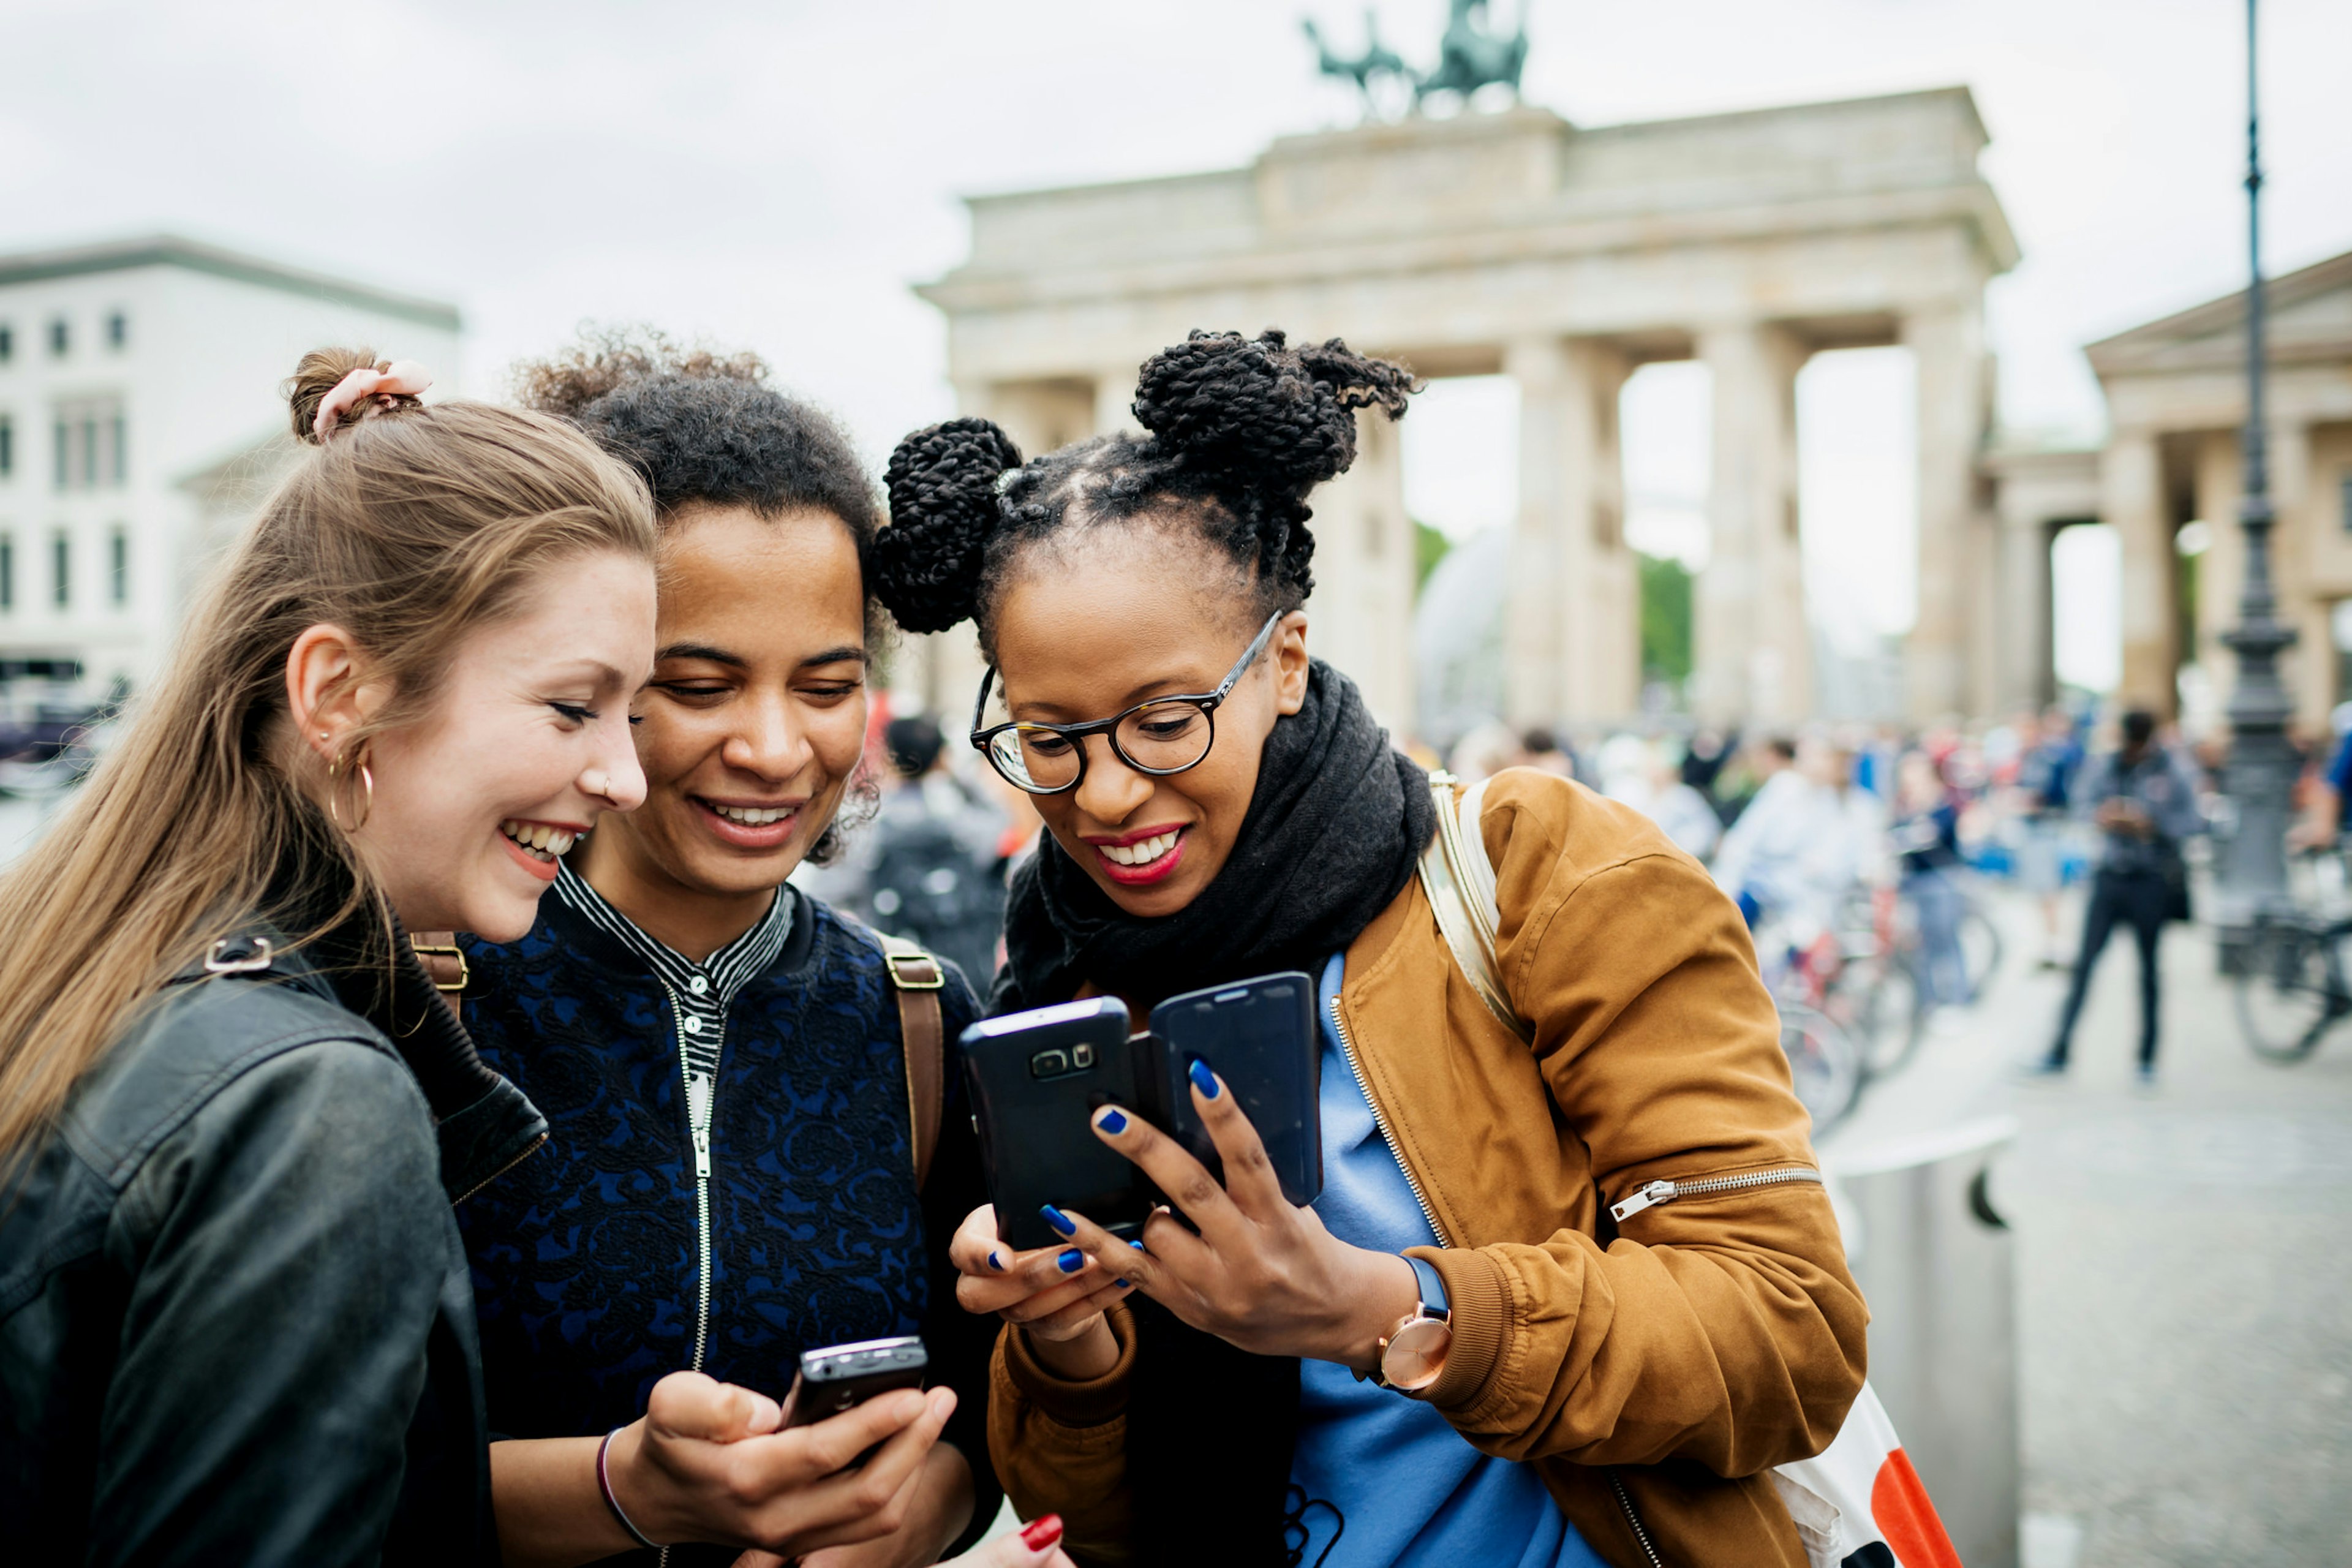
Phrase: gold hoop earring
[{"left": 325, "top": 748, "right": 375, "bottom": 832}]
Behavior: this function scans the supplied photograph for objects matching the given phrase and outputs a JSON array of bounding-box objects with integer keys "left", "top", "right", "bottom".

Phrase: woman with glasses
[{"left": 873, "top": 331, "right": 1869, "bottom": 1568}]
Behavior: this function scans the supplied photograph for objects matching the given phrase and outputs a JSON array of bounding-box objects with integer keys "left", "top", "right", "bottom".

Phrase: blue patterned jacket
[{"left": 456, "top": 880, "right": 999, "bottom": 1563}]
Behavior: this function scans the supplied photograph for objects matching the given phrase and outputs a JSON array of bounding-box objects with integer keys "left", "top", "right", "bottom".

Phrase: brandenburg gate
[{"left": 914, "top": 87, "right": 2018, "bottom": 732}]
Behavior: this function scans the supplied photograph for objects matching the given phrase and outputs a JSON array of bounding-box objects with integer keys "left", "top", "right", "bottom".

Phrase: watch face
[{"left": 1381, "top": 1316, "right": 1451, "bottom": 1392}]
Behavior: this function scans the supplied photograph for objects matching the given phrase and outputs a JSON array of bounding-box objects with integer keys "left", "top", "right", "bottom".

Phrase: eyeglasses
[{"left": 968, "top": 611, "right": 1284, "bottom": 796}]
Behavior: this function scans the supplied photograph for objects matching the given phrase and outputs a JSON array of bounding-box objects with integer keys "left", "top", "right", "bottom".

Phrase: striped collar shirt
[{"left": 551, "top": 864, "right": 796, "bottom": 1093}]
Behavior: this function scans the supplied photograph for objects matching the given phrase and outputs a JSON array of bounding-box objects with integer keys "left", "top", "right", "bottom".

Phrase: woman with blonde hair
[{"left": 0, "top": 351, "right": 660, "bottom": 1566}]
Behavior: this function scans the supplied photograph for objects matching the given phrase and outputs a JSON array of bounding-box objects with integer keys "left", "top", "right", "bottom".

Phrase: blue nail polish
[
  {"left": 1188, "top": 1057, "right": 1221, "bottom": 1099},
  {"left": 1096, "top": 1107, "right": 1129, "bottom": 1134},
  {"left": 1129, "top": 1238, "right": 1145, "bottom": 1249},
  {"left": 1115, "top": 1279, "right": 1131, "bottom": 1288},
  {"left": 1041, "top": 1204, "right": 1076, "bottom": 1237},
  {"left": 987, "top": 1250, "right": 1004, "bottom": 1271},
  {"left": 1058, "top": 1248, "right": 1084, "bottom": 1273}
]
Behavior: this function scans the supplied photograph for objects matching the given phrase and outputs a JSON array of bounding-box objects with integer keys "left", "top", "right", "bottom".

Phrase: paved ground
[{"left": 1821, "top": 883, "right": 2352, "bottom": 1568}]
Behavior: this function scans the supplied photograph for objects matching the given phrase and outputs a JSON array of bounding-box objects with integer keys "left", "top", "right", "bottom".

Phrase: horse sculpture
[
  {"left": 1415, "top": 0, "right": 1529, "bottom": 104},
  {"left": 1302, "top": 10, "right": 1411, "bottom": 107},
  {"left": 1303, "top": 1, "right": 1528, "bottom": 115}
]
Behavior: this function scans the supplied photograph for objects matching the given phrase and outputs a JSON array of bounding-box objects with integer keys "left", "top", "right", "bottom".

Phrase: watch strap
[{"left": 1405, "top": 1253, "right": 1450, "bottom": 1320}]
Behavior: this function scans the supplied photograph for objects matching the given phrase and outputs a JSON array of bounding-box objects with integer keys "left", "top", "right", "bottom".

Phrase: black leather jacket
[{"left": 0, "top": 920, "right": 546, "bottom": 1566}]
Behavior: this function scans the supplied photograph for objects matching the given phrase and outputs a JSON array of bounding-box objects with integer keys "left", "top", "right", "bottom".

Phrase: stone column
[
  {"left": 1907, "top": 307, "right": 1993, "bottom": 721},
  {"left": 2105, "top": 429, "right": 2176, "bottom": 715},
  {"left": 1504, "top": 336, "right": 1635, "bottom": 729},
  {"left": 2268, "top": 421, "right": 2326, "bottom": 733},
  {"left": 1302, "top": 407, "right": 1416, "bottom": 733},
  {"left": 1697, "top": 323, "right": 1808, "bottom": 725},
  {"left": 1993, "top": 513, "right": 2056, "bottom": 715},
  {"left": 1095, "top": 366, "right": 1139, "bottom": 439}
]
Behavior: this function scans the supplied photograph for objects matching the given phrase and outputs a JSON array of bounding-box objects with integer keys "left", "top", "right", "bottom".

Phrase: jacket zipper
[
  {"left": 1328, "top": 995, "right": 1447, "bottom": 1246},
  {"left": 653, "top": 977, "right": 721, "bottom": 1373},
  {"left": 1608, "top": 1167, "right": 1823, "bottom": 1223},
  {"left": 450, "top": 1131, "right": 548, "bottom": 1207},
  {"left": 1610, "top": 1467, "right": 1667, "bottom": 1568},
  {"left": 654, "top": 977, "right": 723, "bottom": 1568}
]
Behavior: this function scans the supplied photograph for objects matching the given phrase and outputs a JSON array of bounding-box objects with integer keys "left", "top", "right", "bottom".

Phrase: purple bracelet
[{"left": 597, "top": 1426, "right": 660, "bottom": 1550}]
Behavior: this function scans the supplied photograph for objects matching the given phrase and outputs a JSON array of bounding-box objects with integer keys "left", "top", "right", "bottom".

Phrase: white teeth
[
  {"left": 499, "top": 820, "right": 573, "bottom": 863},
  {"left": 1102, "top": 831, "right": 1178, "bottom": 867},
  {"left": 713, "top": 804, "right": 792, "bottom": 826}
]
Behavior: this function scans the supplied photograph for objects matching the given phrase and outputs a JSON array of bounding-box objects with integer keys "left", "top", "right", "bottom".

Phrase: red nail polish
[{"left": 1021, "top": 1513, "right": 1065, "bottom": 1550}]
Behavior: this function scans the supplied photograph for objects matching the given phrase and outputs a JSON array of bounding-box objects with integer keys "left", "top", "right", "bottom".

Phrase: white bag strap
[{"left": 1416, "top": 771, "right": 1532, "bottom": 1044}]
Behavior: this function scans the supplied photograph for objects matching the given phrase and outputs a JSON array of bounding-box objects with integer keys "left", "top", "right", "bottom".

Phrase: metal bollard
[{"left": 1826, "top": 1115, "right": 2020, "bottom": 1568}]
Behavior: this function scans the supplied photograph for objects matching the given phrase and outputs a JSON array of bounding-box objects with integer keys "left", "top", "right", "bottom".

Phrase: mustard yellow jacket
[{"left": 989, "top": 769, "right": 1869, "bottom": 1568}]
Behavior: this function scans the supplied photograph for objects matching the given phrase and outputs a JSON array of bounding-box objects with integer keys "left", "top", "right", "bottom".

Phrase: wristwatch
[{"left": 1366, "top": 1254, "right": 1452, "bottom": 1393}]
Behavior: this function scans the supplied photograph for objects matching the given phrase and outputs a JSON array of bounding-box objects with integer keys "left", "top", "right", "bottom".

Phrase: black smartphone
[
  {"left": 1146, "top": 971, "right": 1322, "bottom": 1206},
  {"left": 785, "top": 1335, "right": 929, "bottom": 1428},
  {"left": 961, "top": 997, "right": 1150, "bottom": 1251}
]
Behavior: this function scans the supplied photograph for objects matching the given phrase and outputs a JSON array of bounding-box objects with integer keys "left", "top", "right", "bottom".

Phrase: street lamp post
[{"left": 2215, "top": 0, "right": 2296, "bottom": 965}]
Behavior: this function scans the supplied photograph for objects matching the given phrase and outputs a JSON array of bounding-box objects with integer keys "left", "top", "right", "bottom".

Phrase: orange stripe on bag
[{"left": 1871, "top": 1449, "right": 1961, "bottom": 1568}]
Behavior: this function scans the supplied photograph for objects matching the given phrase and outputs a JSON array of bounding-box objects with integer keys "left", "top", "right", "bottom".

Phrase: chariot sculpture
[{"left": 1303, "top": 1, "right": 1529, "bottom": 115}]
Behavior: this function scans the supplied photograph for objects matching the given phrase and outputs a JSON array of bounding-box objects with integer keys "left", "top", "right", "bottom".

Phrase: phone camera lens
[
  {"left": 1072, "top": 1043, "right": 1096, "bottom": 1068},
  {"left": 1030, "top": 1048, "right": 1070, "bottom": 1079}
]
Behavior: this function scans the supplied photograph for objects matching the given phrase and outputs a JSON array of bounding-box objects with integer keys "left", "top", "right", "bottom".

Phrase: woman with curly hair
[
  {"left": 875, "top": 330, "right": 1868, "bottom": 1568},
  {"left": 457, "top": 334, "right": 1060, "bottom": 1568}
]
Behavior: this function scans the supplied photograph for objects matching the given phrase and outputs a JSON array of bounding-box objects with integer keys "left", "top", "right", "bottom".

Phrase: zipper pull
[
  {"left": 1611, "top": 1180, "right": 1676, "bottom": 1222},
  {"left": 692, "top": 1121, "right": 712, "bottom": 1181}
]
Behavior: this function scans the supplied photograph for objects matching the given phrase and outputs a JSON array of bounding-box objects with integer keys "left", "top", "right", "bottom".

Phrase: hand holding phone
[
  {"left": 961, "top": 998, "right": 1154, "bottom": 1250},
  {"left": 783, "top": 1336, "right": 929, "bottom": 1429},
  {"left": 1145, "top": 972, "right": 1321, "bottom": 1206}
]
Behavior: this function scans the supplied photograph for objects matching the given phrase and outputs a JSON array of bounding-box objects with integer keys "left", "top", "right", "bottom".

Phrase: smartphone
[
  {"left": 1145, "top": 971, "right": 1322, "bottom": 1207},
  {"left": 961, "top": 997, "right": 1151, "bottom": 1251},
  {"left": 785, "top": 1335, "right": 929, "bottom": 1428}
]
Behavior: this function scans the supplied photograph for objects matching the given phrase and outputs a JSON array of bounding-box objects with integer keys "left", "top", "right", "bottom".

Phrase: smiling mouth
[
  {"left": 500, "top": 820, "right": 578, "bottom": 862},
  {"left": 1090, "top": 826, "right": 1187, "bottom": 885},
  {"left": 707, "top": 802, "right": 796, "bottom": 826},
  {"left": 1099, "top": 829, "right": 1180, "bottom": 867}
]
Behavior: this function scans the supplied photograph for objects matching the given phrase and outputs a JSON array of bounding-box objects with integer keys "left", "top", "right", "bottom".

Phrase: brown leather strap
[
  {"left": 878, "top": 935, "right": 945, "bottom": 1191},
  {"left": 411, "top": 932, "right": 469, "bottom": 1023}
]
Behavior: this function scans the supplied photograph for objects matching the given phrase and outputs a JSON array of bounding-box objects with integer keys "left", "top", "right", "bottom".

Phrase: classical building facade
[
  {"left": 914, "top": 88, "right": 2018, "bottom": 733},
  {"left": 0, "top": 235, "right": 459, "bottom": 710}
]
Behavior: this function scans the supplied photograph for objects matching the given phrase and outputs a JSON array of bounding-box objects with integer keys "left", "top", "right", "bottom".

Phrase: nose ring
[{"left": 585, "top": 769, "right": 608, "bottom": 799}]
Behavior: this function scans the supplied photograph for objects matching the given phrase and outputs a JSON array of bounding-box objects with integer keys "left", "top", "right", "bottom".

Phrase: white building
[{"left": 0, "top": 235, "right": 460, "bottom": 712}]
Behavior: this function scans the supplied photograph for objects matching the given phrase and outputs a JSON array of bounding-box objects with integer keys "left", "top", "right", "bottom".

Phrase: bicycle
[
  {"left": 2233, "top": 906, "right": 2352, "bottom": 1063},
  {"left": 1750, "top": 911, "right": 1868, "bottom": 1131}
]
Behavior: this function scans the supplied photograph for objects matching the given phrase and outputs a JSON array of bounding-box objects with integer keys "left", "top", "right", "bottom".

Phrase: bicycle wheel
[
  {"left": 1851, "top": 958, "right": 1927, "bottom": 1077},
  {"left": 1779, "top": 1001, "right": 1864, "bottom": 1133},
  {"left": 1959, "top": 905, "right": 2004, "bottom": 1000},
  {"left": 2234, "top": 924, "right": 2342, "bottom": 1063}
]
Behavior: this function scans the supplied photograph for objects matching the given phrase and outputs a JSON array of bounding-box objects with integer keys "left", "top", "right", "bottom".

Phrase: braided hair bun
[
  {"left": 1132, "top": 329, "right": 1414, "bottom": 496},
  {"left": 874, "top": 417, "right": 1023, "bottom": 634},
  {"left": 874, "top": 330, "right": 1416, "bottom": 653}
]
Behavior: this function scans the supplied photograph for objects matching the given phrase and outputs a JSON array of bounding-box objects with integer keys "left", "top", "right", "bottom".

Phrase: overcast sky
[{"left": 7, "top": 0, "right": 2348, "bottom": 682}]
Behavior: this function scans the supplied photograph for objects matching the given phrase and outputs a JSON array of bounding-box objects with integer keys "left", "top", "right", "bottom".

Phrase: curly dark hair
[
  {"left": 873, "top": 330, "right": 1417, "bottom": 658},
  {"left": 513, "top": 326, "right": 885, "bottom": 861}
]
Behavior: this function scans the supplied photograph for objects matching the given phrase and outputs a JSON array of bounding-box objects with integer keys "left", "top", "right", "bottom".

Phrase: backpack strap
[
  {"left": 878, "top": 934, "right": 946, "bottom": 1191},
  {"left": 1415, "top": 771, "right": 1532, "bottom": 1044},
  {"left": 410, "top": 931, "right": 469, "bottom": 1022}
]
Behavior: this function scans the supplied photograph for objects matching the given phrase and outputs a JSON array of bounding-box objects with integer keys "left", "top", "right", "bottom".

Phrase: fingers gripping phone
[
  {"left": 1145, "top": 972, "right": 1322, "bottom": 1207},
  {"left": 960, "top": 998, "right": 1152, "bottom": 1250},
  {"left": 785, "top": 1336, "right": 929, "bottom": 1428}
]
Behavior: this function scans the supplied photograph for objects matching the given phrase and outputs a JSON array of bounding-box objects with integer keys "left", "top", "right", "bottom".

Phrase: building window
[
  {"left": 0, "top": 323, "right": 12, "bottom": 363},
  {"left": 106, "top": 312, "right": 127, "bottom": 350},
  {"left": 108, "top": 526, "right": 127, "bottom": 606},
  {"left": 51, "top": 530, "right": 69, "bottom": 609},
  {"left": 47, "top": 318, "right": 68, "bottom": 358},
  {"left": 0, "top": 535, "right": 12, "bottom": 611},
  {"left": 50, "top": 398, "right": 126, "bottom": 492},
  {"left": 0, "top": 414, "right": 12, "bottom": 478}
]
